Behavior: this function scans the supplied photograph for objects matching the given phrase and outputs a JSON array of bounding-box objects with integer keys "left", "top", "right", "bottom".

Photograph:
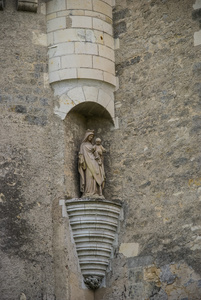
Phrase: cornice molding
[{"left": 17, "top": 0, "right": 38, "bottom": 12}]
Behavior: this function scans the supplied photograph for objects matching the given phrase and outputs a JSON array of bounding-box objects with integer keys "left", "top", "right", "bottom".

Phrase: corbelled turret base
[{"left": 66, "top": 198, "right": 122, "bottom": 289}]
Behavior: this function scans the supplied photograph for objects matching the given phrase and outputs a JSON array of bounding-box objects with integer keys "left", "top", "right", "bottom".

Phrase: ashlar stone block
[
  {"left": 194, "top": 30, "right": 201, "bottom": 46},
  {"left": 46, "top": 13, "right": 57, "bottom": 21},
  {"left": 93, "top": 0, "right": 112, "bottom": 18},
  {"left": 54, "top": 29, "right": 86, "bottom": 43},
  {"left": 49, "top": 68, "right": 77, "bottom": 83},
  {"left": 86, "top": 29, "right": 105, "bottom": 45},
  {"left": 71, "top": 16, "right": 92, "bottom": 29},
  {"left": 67, "top": 87, "right": 86, "bottom": 103},
  {"left": 93, "top": 56, "right": 115, "bottom": 74},
  {"left": 106, "top": 99, "right": 115, "bottom": 118},
  {"left": 102, "top": 0, "right": 113, "bottom": 6},
  {"left": 119, "top": 243, "right": 139, "bottom": 258},
  {"left": 58, "top": 68, "right": 77, "bottom": 80},
  {"left": 83, "top": 86, "right": 99, "bottom": 102},
  {"left": 67, "top": 0, "right": 92, "bottom": 10},
  {"left": 46, "top": 0, "right": 66, "bottom": 14},
  {"left": 93, "top": 18, "right": 113, "bottom": 35},
  {"left": 97, "top": 88, "right": 112, "bottom": 108},
  {"left": 32, "top": 31, "right": 47, "bottom": 47},
  {"left": 75, "top": 42, "right": 98, "bottom": 55},
  {"left": 77, "top": 68, "right": 104, "bottom": 81},
  {"left": 48, "top": 42, "right": 74, "bottom": 58},
  {"left": 61, "top": 54, "right": 92, "bottom": 69},
  {"left": 103, "top": 72, "right": 116, "bottom": 86},
  {"left": 104, "top": 33, "right": 114, "bottom": 49},
  {"left": 49, "top": 57, "right": 61, "bottom": 72},
  {"left": 99, "top": 44, "right": 115, "bottom": 61},
  {"left": 47, "top": 17, "right": 66, "bottom": 33},
  {"left": 49, "top": 70, "right": 60, "bottom": 83}
]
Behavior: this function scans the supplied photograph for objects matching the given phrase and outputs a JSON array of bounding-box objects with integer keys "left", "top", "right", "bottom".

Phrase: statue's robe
[{"left": 79, "top": 142, "right": 105, "bottom": 196}]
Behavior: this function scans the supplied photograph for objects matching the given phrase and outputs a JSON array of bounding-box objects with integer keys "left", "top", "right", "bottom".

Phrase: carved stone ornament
[
  {"left": 17, "top": 0, "right": 38, "bottom": 12},
  {"left": 0, "top": 0, "right": 5, "bottom": 10},
  {"left": 84, "top": 276, "right": 102, "bottom": 290},
  {"left": 66, "top": 198, "right": 122, "bottom": 289},
  {"left": 78, "top": 129, "right": 106, "bottom": 199}
]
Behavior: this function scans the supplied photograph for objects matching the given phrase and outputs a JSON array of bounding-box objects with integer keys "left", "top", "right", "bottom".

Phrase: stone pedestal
[{"left": 66, "top": 198, "right": 122, "bottom": 289}]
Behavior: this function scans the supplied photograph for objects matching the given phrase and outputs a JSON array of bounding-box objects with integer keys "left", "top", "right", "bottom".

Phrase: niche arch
[
  {"left": 53, "top": 79, "right": 115, "bottom": 124},
  {"left": 63, "top": 101, "right": 114, "bottom": 200}
]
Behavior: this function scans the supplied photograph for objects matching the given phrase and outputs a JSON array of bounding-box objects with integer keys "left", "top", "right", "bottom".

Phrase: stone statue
[
  {"left": 78, "top": 130, "right": 106, "bottom": 198},
  {"left": 93, "top": 138, "right": 106, "bottom": 166}
]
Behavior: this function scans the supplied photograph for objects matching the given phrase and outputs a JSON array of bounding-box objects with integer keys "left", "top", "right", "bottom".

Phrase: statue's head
[
  {"left": 88, "top": 134, "right": 94, "bottom": 142},
  {"left": 95, "top": 138, "right": 101, "bottom": 145},
  {"left": 82, "top": 129, "right": 94, "bottom": 143}
]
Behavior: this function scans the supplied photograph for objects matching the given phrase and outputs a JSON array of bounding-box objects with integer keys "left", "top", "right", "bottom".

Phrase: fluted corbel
[{"left": 17, "top": 0, "right": 38, "bottom": 12}]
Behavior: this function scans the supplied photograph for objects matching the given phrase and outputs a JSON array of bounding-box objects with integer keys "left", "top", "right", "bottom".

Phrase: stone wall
[
  {"left": 1, "top": 0, "right": 201, "bottom": 299},
  {"left": 0, "top": 1, "right": 93, "bottom": 299},
  {"left": 95, "top": 0, "right": 201, "bottom": 299},
  {"left": 0, "top": 1, "right": 55, "bottom": 299},
  {"left": 46, "top": 0, "right": 115, "bottom": 85}
]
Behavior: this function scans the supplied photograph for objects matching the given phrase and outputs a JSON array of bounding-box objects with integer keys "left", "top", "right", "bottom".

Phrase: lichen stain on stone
[
  {"left": 0, "top": 193, "right": 6, "bottom": 203},
  {"left": 188, "top": 177, "right": 201, "bottom": 186},
  {"left": 144, "top": 266, "right": 161, "bottom": 287},
  {"left": 66, "top": 17, "right": 72, "bottom": 28},
  {"left": 162, "top": 263, "right": 200, "bottom": 298}
]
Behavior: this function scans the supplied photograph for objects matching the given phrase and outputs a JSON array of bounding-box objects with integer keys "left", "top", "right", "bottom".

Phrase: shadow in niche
[{"left": 64, "top": 101, "right": 114, "bottom": 200}]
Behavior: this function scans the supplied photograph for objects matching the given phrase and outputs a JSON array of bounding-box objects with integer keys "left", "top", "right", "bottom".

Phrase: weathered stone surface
[
  {"left": 0, "top": 2, "right": 93, "bottom": 300},
  {"left": 119, "top": 242, "right": 139, "bottom": 257},
  {"left": 17, "top": 0, "right": 38, "bottom": 12},
  {"left": 1, "top": 0, "right": 201, "bottom": 299},
  {"left": 95, "top": 0, "right": 201, "bottom": 299}
]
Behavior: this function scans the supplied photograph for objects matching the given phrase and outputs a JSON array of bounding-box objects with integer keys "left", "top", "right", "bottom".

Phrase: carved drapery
[{"left": 17, "top": 0, "right": 38, "bottom": 12}]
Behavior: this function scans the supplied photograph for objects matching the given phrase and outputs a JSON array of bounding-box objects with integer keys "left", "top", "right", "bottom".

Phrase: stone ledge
[
  {"left": 17, "top": 0, "right": 38, "bottom": 12},
  {"left": 66, "top": 197, "right": 122, "bottom": 207}
]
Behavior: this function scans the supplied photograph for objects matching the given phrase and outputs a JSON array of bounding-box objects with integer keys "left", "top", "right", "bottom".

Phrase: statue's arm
[{"left": 78, "top": 153, "right": 86, "bottom": 170}]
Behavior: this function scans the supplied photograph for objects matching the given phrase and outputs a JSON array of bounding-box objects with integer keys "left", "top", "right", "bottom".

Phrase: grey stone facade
[{"left": 1, "top": 0, "right": 201, "bottom": 299}]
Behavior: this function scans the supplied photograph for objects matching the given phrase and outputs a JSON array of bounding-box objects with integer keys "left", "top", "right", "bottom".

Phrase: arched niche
[
  {"left": 52, "top": 79, "right": 115, "bottom": 124},
  {"left": 63, "top": 101, "right": 114, "bottom": 200}
]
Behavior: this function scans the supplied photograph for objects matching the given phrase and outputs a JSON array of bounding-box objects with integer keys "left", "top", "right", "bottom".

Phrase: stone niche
[
  {"left": 64, "top": 104, "right": 122, "bottom": 290},
  {"left": 64, "top": 101, "right": 115, "bottom": 200}
]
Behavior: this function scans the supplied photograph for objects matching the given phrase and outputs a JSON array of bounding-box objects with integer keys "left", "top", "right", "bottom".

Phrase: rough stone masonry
[{"left": 1, "top": 0, "right": 201, "bottom": 300}]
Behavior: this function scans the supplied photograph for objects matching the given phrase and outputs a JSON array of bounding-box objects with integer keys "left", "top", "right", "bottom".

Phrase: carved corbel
[
  {"left": 17, "top": 0, "right": 38, "bottom": 12},
  {"left": 66, "top": 198, "right": 122, "bottom": 289},
  {"left": 0, "top": 0, "right": 5, "bottom": 10}
]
